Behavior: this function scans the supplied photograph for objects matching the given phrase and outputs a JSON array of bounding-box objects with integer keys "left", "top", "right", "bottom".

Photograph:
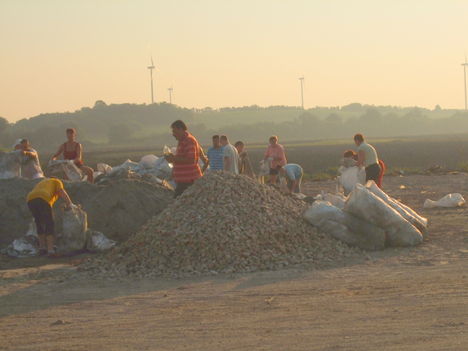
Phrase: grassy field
[{"left": 78, "top": 134, "right": 468, "bottom": 180}]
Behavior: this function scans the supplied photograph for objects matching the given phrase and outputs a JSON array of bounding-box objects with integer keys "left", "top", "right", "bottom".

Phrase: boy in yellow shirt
[{"left": 27, "top": 178, "right": 74, "bottom": 257}]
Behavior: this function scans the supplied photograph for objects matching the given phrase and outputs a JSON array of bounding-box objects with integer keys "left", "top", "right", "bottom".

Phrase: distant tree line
[{"left": 1, "top": 101, "right": 467, "bottom": 152}]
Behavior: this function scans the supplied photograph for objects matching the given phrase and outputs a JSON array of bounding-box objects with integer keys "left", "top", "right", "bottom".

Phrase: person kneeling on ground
[
  {"left": 279, "top": 163, "right": 303, "bottom": 193},
  {"left": 26, "top": 177, "right": 74, "bottom": 257},
  {"left": 51, "top": 128, "right": 94, "bottom": 183}
]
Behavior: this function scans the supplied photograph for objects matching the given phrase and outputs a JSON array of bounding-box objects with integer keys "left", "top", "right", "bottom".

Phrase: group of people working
[
  {"left": 14, "top": 128, "right": 94, "bottom": 183},
  {"left": 165, "top": 120, "right": 304, "bottom": 198},
  {"left": 21, "top": 122, "right": 382, "bottom": 258}
]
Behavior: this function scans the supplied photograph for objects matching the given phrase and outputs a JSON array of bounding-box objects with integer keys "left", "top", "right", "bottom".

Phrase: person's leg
[
  {"left": 41, "top": 202, "right": 56, "bottom": 256},
  {"left": 269, "top": 168, "right": 278, "bottom": 185},
  {"left": 174, "top": 182, "right": 193, "bottom": 198},
  {"left": 296, "top": 175, "right": 303, "bottom": 193},
  {"left": 28, "top": 199, "right": 47, "bottom": 254},
  {"left": 365, "top": 164, "right": 381, "bottom": 183},
  {"left": 81, "top": 165, "right": 94, "bottom": 183}
]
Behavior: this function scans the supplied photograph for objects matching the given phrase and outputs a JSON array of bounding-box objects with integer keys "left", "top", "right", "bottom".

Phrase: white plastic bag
[
  {"left": 86, "top": 230, "right": 116, "bottom": 252},
  {"left": 3, "top": 221, "right": 39, "bottom": 257},
  {"left": 424, "top": 193, "right": 466, "bottom": 208},
  {"left": 304, "top": 200, "right": 385, "bottom": 250},
  {"left": 97, "top": 163, "right": 113, "bottom": 174},
  {"left": 258, "top": 160, "right": 270, "bottom": 176},
  {"left": 339, "top": 166, "right": 365, "bottom": 195},
  {"left": 345, "top": 184, "right": 423, "bottom": 247}
]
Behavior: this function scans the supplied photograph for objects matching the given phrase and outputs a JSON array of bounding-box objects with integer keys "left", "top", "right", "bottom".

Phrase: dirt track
[{"left": 1, "top": 174, "right": 467, "bottom": 350}]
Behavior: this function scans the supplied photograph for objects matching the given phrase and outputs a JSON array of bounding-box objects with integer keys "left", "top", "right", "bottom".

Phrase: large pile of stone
[
  {"left": 83, "top": 172, "right": 360, "bottom": 277},
  {"left": 0, "top": 178, "right": 174, "bottom": 247}
]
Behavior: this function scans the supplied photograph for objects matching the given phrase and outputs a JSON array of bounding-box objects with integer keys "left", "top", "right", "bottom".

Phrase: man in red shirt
[{"left": 165, "top": 120, "right": 202, "bottom": 198}]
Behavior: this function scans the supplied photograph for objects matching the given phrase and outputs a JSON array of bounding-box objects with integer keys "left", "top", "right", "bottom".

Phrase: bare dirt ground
[{"left": 1, "top": 174, "right": 467, "bottom": 351}]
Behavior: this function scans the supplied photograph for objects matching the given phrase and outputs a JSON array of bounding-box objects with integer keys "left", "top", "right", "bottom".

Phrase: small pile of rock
[{"left": 83, "top": 172, "right": 361, "bottom": 277}]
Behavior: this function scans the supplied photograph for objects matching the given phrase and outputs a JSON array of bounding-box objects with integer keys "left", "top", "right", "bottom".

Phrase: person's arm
[
  {"left": 224, "top": 156, "right": 231, "bottom": 171},
  {"left": 199, "top": 147, "right": 209, "bottom": 172},
  {"left": 166, "top": 140, "right": 197, "bottom": 164},
  {"left": 357, "top": 150, "right": 365, "bottom": 167},
  {"left": 263, "top": 146, "right": 271, "bottom": 161},
  {"left": 58, "top": 188, "right": 73, "bottom": 209},
  {"left": 51, "top": 144, "right": 64, "bottom": 160},
  {"left": 22, "top": 150, "right": 37, "bottom": 158},
  {"left": 75, "top": 143, "right": 83, "bottom": 162}
]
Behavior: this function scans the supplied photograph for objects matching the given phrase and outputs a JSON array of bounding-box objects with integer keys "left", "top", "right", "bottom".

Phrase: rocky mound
[
  {"left": 0, "top": 178, "right": 173, "bottom": 247},
  {"left": 83, "top": 172, "right": 360, "bottom": 277}
]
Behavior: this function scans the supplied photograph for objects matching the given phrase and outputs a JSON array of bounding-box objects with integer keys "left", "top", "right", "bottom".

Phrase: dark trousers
[
  {"left": 27, "top": 198, "right": 55, "bottom": 235},
  {"left": 365, "top": 163, "right": 381, "bottom": 183},
  {"left": 174, "top": 182, "right": 193, "bottom": 198}
]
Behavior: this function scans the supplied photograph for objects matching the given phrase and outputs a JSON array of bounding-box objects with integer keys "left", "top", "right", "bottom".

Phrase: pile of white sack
[
  {"left": 3, "top": 205, "right": 116, "bottom": 258},
  {"left": 96, "top": 154, "right": 173, "bottom": 186},
  {"left": 304, "top": 181, "right": 427, "bottom": 250}
]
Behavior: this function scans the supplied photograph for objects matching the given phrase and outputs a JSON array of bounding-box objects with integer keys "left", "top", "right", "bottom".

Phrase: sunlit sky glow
[{"left": 1, "top": 0, "right": 468, "bottom": 122}]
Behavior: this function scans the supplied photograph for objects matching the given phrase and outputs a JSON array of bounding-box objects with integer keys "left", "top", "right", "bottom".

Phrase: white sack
[
  {"left": 338, "top": 166, "right": 365, "bottom": 195},
  {"left": 139, "top": 154, "right": 159, "bottom": 169},
  {"left": 55, "top": 205, "right": 88, "bottom": 254},
  {"left": 345, "top": 184, "right": 423, "bottom": 247},
  {"left": 367, "top": 181, "right": 428, "bottom": 232},
  {"left": 315, "top": 192, "right": 347, "bottom": 209},
  {"left": 424, "top": 193, "right": 466, "bottom": 208},
  {"left": 48, "top": 160, "right": 84, "bottom": 182},
  {"left": 304, "top": 200, "right": 386, "bottom": 250},
  {"left": 86, "top": 230, "right": 116, "bottom": 252},
  {"left": 0, "top": 151, "right": 22, "bottom": 179}
]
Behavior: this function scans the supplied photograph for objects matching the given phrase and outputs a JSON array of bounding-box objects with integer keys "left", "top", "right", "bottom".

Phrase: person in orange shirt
[{"left": 27, "top": 178, "right": 74, "bottom": 257}]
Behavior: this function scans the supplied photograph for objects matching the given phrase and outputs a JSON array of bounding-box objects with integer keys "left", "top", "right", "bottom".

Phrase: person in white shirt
[
  {"left": 14, "top": 138, "right": 44, "bottom": 180},
  {"left": 220, "top": 135, "right": 239, "bottom": 174}
]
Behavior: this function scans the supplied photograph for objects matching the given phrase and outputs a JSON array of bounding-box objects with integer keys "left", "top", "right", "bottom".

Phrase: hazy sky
[{"left": 1, "top": 0, "right": 468, "bottom": 122}]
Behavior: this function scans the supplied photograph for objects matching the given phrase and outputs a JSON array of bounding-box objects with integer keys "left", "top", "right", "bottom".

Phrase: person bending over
[
  {"left": 280, "top": 163, "right": 303, "bottom": 193},
  {"left": 26, "top": 178, "right": 74, "bottom": 257}
]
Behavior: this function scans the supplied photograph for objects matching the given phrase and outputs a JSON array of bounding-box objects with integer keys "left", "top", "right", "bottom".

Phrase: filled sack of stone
[
  {"left": 304, "top": 200, "right": 385, "bottom": 250},
  {"left": 345, "top": 184, "right": 423, "bottom": 247},
  {"left": 367, "top": 181, "right": 428, "bottom": 233},
  {"left": 48, "top": 160, "right": 84, "bottom": 182},
  {"left": 55, "top": 205, "right": 88, "bottom": 254}
]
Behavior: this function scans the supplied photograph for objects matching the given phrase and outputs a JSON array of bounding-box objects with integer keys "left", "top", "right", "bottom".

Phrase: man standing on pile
[
  {"left": 205, "top": 135, "right": 224, "bottom": 172},
  {"left": 220, "top": 135, "right": 239, "bottom": 174},
  {"left": 354, "top": 133, "right": 381, "bottom": 183},
  {"left": 165, "top": 120, "right": 202, "bottom": 198}
]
